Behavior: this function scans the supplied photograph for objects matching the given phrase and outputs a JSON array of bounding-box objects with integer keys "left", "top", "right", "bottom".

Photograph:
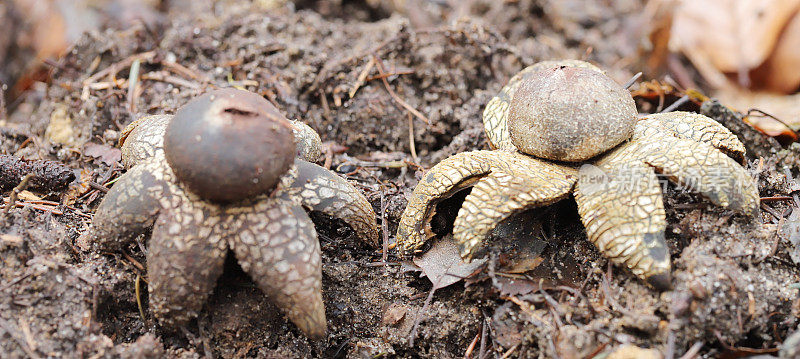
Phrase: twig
[
  {"left": 678, "top": 341, "right": 703, "bottom": 359},
  {"left": 499, "top": 344, "right": 519, "bottom": 359},
  {"left": 0, "top": 273, "right": 32, "bottom": 291},
  {"left": 82, "top": 51, "right": 157, "bottom": 100},
  {"left": 2, "top": 198, "right": 64, "bottom": 215},
  {"left": 464, "top": 326, "right": 480, "bottom": 358},
  {"left": 0, "top": 318, "right": 40, "bottom": 358},
  {"left": 141, "top": 71, "right": 201, "bottom": 89},
  {"left": 310, "top": 34, "right": 399, "bottom": 93},
  {"left": 661, "top": 94, "right": 690, "bottom": 113},
  {"left": 623, "top": 72, "right": 643, "bottom": 90},
  {"left": 135, "top": 274, "right": 146, "bottom": 322},
  {"left": 4, "top": 173, "right": 32, "bottom": 214},
  {"left": 478, "top": 317, "right": 488, "bottom": 359},
  {"left": 714, "top": 330, "right": 778, "bottom": 354},
  {"left": 349, "top": 57, "right": 376, "bottom": 99},
  {"left": 127, "top": 59, "right": 141, "bottom": 113},
  {"left": 365, "top": 70, "right": 414, "bottom": 82},
  {"left": 757, "top": 206, "right": 791, "bottom": 263},
  {"left": 88, "top": 181, "right": 109, "bottom": 193},
  {"left": 380, "top": 184, "right": 389, "bottom": 265},
  {"left": 746, "top": 108, "right": 800, "bottom": 140},
  {"left": 408, "top": 285, "right": 436, "bottom": 347},
  {"left": 0, "top": 86, "right": 6, "bottom": 121},
  {"left": 161, "top": 60, "right": 210, "bottom": 83},
  {"left": 372, "top": 54, "right": 430, "bottom": 125},
  {"left": 760, "top": 196, "right": 794, "bottom": 202},
  {"left": 407, "top": 113, "right": 419, "bottom": 163}
]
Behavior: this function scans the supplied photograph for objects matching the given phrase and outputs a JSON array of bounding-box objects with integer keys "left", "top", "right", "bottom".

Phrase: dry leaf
[
  {"left": 495, "top": 276, "right": 537, "bottom": 296},
  {"left": 672, "top": 0, "right": 800, "bottom": 73},
  {"left": 381, "top": 302, "right": 407, "bottom": 326},
  {"left": 83, "top": 142, "right": 122, "bottom": 166},
  {"left": 716, "top": 88, "right": 800, "bottom": 138},
  {"left": 412, "top": 235, "right": 487, "bottom": 289},
  {"left": 16, "top": 190, "right": 41, "bottom": 201},
  {"left": 754, "top": 11, "right": 800, "bottom": 92}
]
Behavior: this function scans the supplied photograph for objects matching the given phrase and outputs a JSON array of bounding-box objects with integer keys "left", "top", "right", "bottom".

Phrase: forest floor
[{"left": 1, "top": 0, "right": 799, "bottom": 358}]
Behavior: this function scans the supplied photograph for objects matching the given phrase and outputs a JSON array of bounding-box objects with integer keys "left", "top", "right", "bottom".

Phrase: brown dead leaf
[
  {"left": 413, "top": 235, "right": 487, "bottom": 289},
  {"left": 716, "top": 88, "right": 800, "bottom": 138},
  {"left": 495, "top": 276, "right": 537, "bottom": 296},
  {"left": 63, "top": 168, "right": 92, "bottom": 206},
  {"left": 382, "top": 302, "right": 407, "bottom": 326},
  {"left": 83, "top": 142, "right": 122, "bottom": 166},
  {"left": 672, "top": 0, "right": 800, "bottom": 73},
  {"left": 754, "top": 10, "right": 800, "bottom": 92},
  {"left": 16, "top": 190, "right": 41, "bottom": 202}
]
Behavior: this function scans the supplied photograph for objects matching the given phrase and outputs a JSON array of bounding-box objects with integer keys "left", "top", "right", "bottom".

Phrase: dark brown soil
[{"left": 1, "top": 1, "right": 798, "bottom": 358}]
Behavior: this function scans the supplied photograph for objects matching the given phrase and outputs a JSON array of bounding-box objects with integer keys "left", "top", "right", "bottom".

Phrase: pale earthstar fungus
[
  {"left": 79, "top": 88, "right": 379, "bottom": 339},
  {"left": 397, "top": 60, "right": 759, "bottom": 290}
]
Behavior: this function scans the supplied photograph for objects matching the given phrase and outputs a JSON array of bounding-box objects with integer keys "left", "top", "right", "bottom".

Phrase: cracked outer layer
[
  {"left": 80, "top": 153, "right": 339, "bottom": 338},
  {"left": 396, "top": 150, "right": 577, "bottom": 256},
  {"left": 279, "top": 159, "right": 379, "bottom": 246},
  {"left": 290, "top": 120, "right": 324, "bottom": 163},
  {"left": 401, "top": 86, "right": 759, "bottom": 287},
  {"left": 452, "top": 152, "right": 577, "bottom": 259},
  {"left": 120, "top": 115, "right": 171, "bottom": 169},
  {"left": 483, "top": 60, "right": 603, "bottom": 150},
  {"left": 119, "top": 115, "right": 323, "bottom": 169},
  {"left": 82, "top": 104, "right": 375, "bottom": 338},
  {"left": 575, "top": 158, "right": 670, "bottom": 285}
]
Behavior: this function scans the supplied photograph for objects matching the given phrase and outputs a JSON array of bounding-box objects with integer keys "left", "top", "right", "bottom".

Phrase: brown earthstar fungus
[
  {"left": 397, "top": 60, "right": 759, "bottom": 290},
  {"left": 79, "top": 88, "right": 379, "bottom": 339}
]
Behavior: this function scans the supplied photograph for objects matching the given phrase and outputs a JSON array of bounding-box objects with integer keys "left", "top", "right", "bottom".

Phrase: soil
[{"left": 1, "top": 1, "right": 799, "bottom": 358}]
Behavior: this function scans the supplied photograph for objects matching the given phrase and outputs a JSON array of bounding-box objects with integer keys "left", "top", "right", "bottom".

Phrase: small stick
[
  {"left": 4, "top": 174, "right": 33, "bottom": 214},
  {"left": 408, "top": 285, "right": 437, "bottom": 347},
  {"left": 760, "top": 196, "right": 794, "bottom": 202},
  {"left": 372, "top": 54, "right": 430, "bottom": 125},
  {"left": 380, "top": 185, "right": 389, "bottom": 265},
  {"left": 478, "top": 317, "right": 488, "bottom": 359},
  {"left": 678, "top": 341, "right": 704, "bottom": 359},
  {"left": 660, "top": 94, "right": 690, "bottom": 113},
  {"left": 127, "top": 59, "right": 141, "bottom": 113},
  {"left": 408, "top": 113, "right": 419, "bottom": 163},
  {"left": 623, "top": 72, "right": 643, "bottom": 90},
  {"left": 349, "top": 57, "right": 376, "bottom": 99},
  {"left": 366, "top": 70, "right": 415, "bottom": 82},
  {"left": 0, "top": 318, "right": 40, "bottom": 359},
  {"left": 161, "top": 60, "right": 210, "bottom": 83},
  {"left": 0, "top": 85, "right": 6, "bottom": 121},
  {"left": 88, "top": 181, "right": 110, "bottom": 193},
  {"left": 135, "top": 274, "right": 146, "bottom": 322},
  {"left": 82, "top": 51, "right": 156, "bottom": 100},
  {"left": 746, "top": 108, "right": 800, "bottom": 140},
  {"left": 499, "top": 344, "right": 518, "bottom": 359},
  {"left": 463, "top": 326, "right": 480, "bottom": 358},
  {"left": 141, "top": 71, "right": 201, "bottom": 89}
]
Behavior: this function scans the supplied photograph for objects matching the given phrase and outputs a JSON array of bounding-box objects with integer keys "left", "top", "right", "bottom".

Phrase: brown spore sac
[
  {"left": 507, "top": 66, "right": 637, "bottom": 162},
  {"left": 164, "top": 88, "right": 296, "bottom": 202}
]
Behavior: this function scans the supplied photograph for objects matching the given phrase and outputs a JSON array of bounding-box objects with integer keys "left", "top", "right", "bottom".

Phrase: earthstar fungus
[
  {"left": 80, "top": 89, "right": 379, "bottom": 338},
  {"left": 397, "top": 60, "right": 759, "bottom": 290}
]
